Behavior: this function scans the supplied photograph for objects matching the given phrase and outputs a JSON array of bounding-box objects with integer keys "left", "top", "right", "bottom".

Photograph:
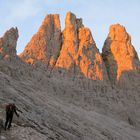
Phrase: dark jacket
[{"left": 6, "top": 104, "right": 19, "bottom": 117}]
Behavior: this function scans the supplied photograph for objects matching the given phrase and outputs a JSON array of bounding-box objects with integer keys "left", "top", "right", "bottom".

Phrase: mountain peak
[
  {"left": 20, "top": 12, "right": 108, "bottom": 81},
  {"left": 102, "top": 23, "right": 140, "bottom": 85},
  {"left": 38, "top": 14, "right": 60, "bottom": 34},
  {"left": 108, "top": 23, "right": 131, "bottom": 42},
  {"left": 0, "top": 27, "right": 18, "bottom": 59},
  {"left": 20, "top": 14, "right": 62, "bottom": 68},
  {"left": 54, "top": 12, "right": 107, "bottom": 81}
]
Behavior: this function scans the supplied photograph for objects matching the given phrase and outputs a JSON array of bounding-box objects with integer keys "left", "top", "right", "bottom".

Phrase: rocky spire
[
  {"left": 55, "top": 12, "right": 108, "bottom": 81},
  {"left": 20, "top": 12, "right": 108, "bottom": 81},
  {"left": 0, "top": 27, "right": 18, "bottom": 59},
  {"left": 55, "top": 12, "right": 80, "bottom": 69},
  {"left": 102, "top": 24, "right": 140, "bottom": 85},
  {"left": 76, "top": 27, "right": 108, "bottom": 80},
  {"left": 20, "top": 14, "right": 62, "bottom": 68}
]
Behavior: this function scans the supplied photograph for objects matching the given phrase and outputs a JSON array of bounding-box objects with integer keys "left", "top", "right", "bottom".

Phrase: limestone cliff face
[
  {"left": 20, "top": 12, "right": 108, "bottom": 81},
  {"left": 0, "top": 27, "right": 34, "bottom": 79},
  {"left": 102, "top": 24, "right": 140, "bottom": 85},
  {"left": 76, "top": 27, "right": 108, "bottom": 80},
  {"left": 55, "top": 12, "right": 108, "bottom": 81},
  {"left": 20, "top": 14, "right": 62, "bottom": 68},
  {"left": 0, "top": 27, "right": 18, "bottom": 60},
  {"left": 55, "top": 12, "right": 79, "bottom": 69}
]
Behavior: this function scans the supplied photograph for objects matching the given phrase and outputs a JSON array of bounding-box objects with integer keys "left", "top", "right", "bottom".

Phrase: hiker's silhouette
[{"left": 5, "top": 103, "right": 19, "bottom": 130}]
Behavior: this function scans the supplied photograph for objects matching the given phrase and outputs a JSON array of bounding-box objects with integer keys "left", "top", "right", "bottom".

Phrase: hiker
[{"left": 4, "top": 103, "right": 20, "bottom": 130}]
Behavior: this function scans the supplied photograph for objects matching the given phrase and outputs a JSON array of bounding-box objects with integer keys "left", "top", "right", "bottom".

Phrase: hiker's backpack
[{"left": 6, "top": 104, "right": 15, "bottom": 114}]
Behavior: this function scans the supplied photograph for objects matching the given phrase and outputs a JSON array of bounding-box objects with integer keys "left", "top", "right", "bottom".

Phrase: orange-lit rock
[
  {"left": 0, "top": 27, "right": 18, "bottom": 59},
  {"left": 102, "top": 24, "right": 140, "bottom": 84},
  {"left": 55, "top": 12, "right": 79, "bottom": 69},
  {"left": 55, "top": 12, "right": 108, "bottom": 81},
  {"left": 76, "top": 27, "right": 107, "bottom": 80},
  {"left": 20, "top": 14, "right": 62, "bottom": 68},
  {"left": 21, "top": 12, "right": 108, "bottom": 81}
]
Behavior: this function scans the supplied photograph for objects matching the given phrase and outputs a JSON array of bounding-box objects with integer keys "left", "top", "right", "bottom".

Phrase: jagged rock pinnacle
[
  {"left": 20, "top": 12, "right": 108, "bottom": 81},
  {"left": 102, "top": 24, "right": 140, "bottom": 85},
  {"left": 0, "top": 27, "right": 18, "bottom": 59},
  {"left": 55, "top": 12, "right": 79, "bottom": 69},
  {"left": 20, "top": 14, "right": 62, "bottom": 68},
  {"left": 55, "top": 12, "right": 108, "bottom": 81}
]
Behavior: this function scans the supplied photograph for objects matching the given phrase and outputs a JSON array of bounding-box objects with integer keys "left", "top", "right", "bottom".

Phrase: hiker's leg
[
  {"left": 8, "top": 114, "right": 13, "bottom": 129},
  {"left": 5, "top": 114, "right": 9, "bottom": 130}
]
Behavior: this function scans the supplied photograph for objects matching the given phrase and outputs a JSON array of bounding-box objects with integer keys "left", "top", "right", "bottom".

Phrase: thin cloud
[{"left": 1, "top": 0, "right": 41, "bottom": 25}]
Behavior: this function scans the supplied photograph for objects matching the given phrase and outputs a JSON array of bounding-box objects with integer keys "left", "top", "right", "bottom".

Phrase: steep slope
[
  {"left": 19, "top": 13, "right": 140, "bottom": 129},
  {"left": 1, "top": 74, "right": 140, "bottom": 140},
  {"left": 0, "top": 14, "right": 140, "bottom": 140}
]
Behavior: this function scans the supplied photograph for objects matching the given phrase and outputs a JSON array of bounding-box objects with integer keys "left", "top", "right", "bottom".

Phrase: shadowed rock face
[
  {"left": 0, "top": 27, "right": 37, "bottom": 80},
  {"left": 0, "top": 27, "right": 18, "bottom": 59},
  {"left": 102, "top": 24, "right": 140, "bottom": 85},
  {"left": 20, "top": 14, "right": 62, "bottom": 68}
]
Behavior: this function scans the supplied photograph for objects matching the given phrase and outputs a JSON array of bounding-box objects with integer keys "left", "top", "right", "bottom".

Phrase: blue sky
[{"left": 0, "top": 0, "right": 140, "bottom": 58}]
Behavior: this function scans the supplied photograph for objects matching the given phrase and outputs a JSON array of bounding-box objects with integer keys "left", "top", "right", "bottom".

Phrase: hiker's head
[
  {"left": 9, "top": 103, "right": 15, "bottom": 106},
  {"left": 12, "top": 103, "right": 15, "bottom": 106}
]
